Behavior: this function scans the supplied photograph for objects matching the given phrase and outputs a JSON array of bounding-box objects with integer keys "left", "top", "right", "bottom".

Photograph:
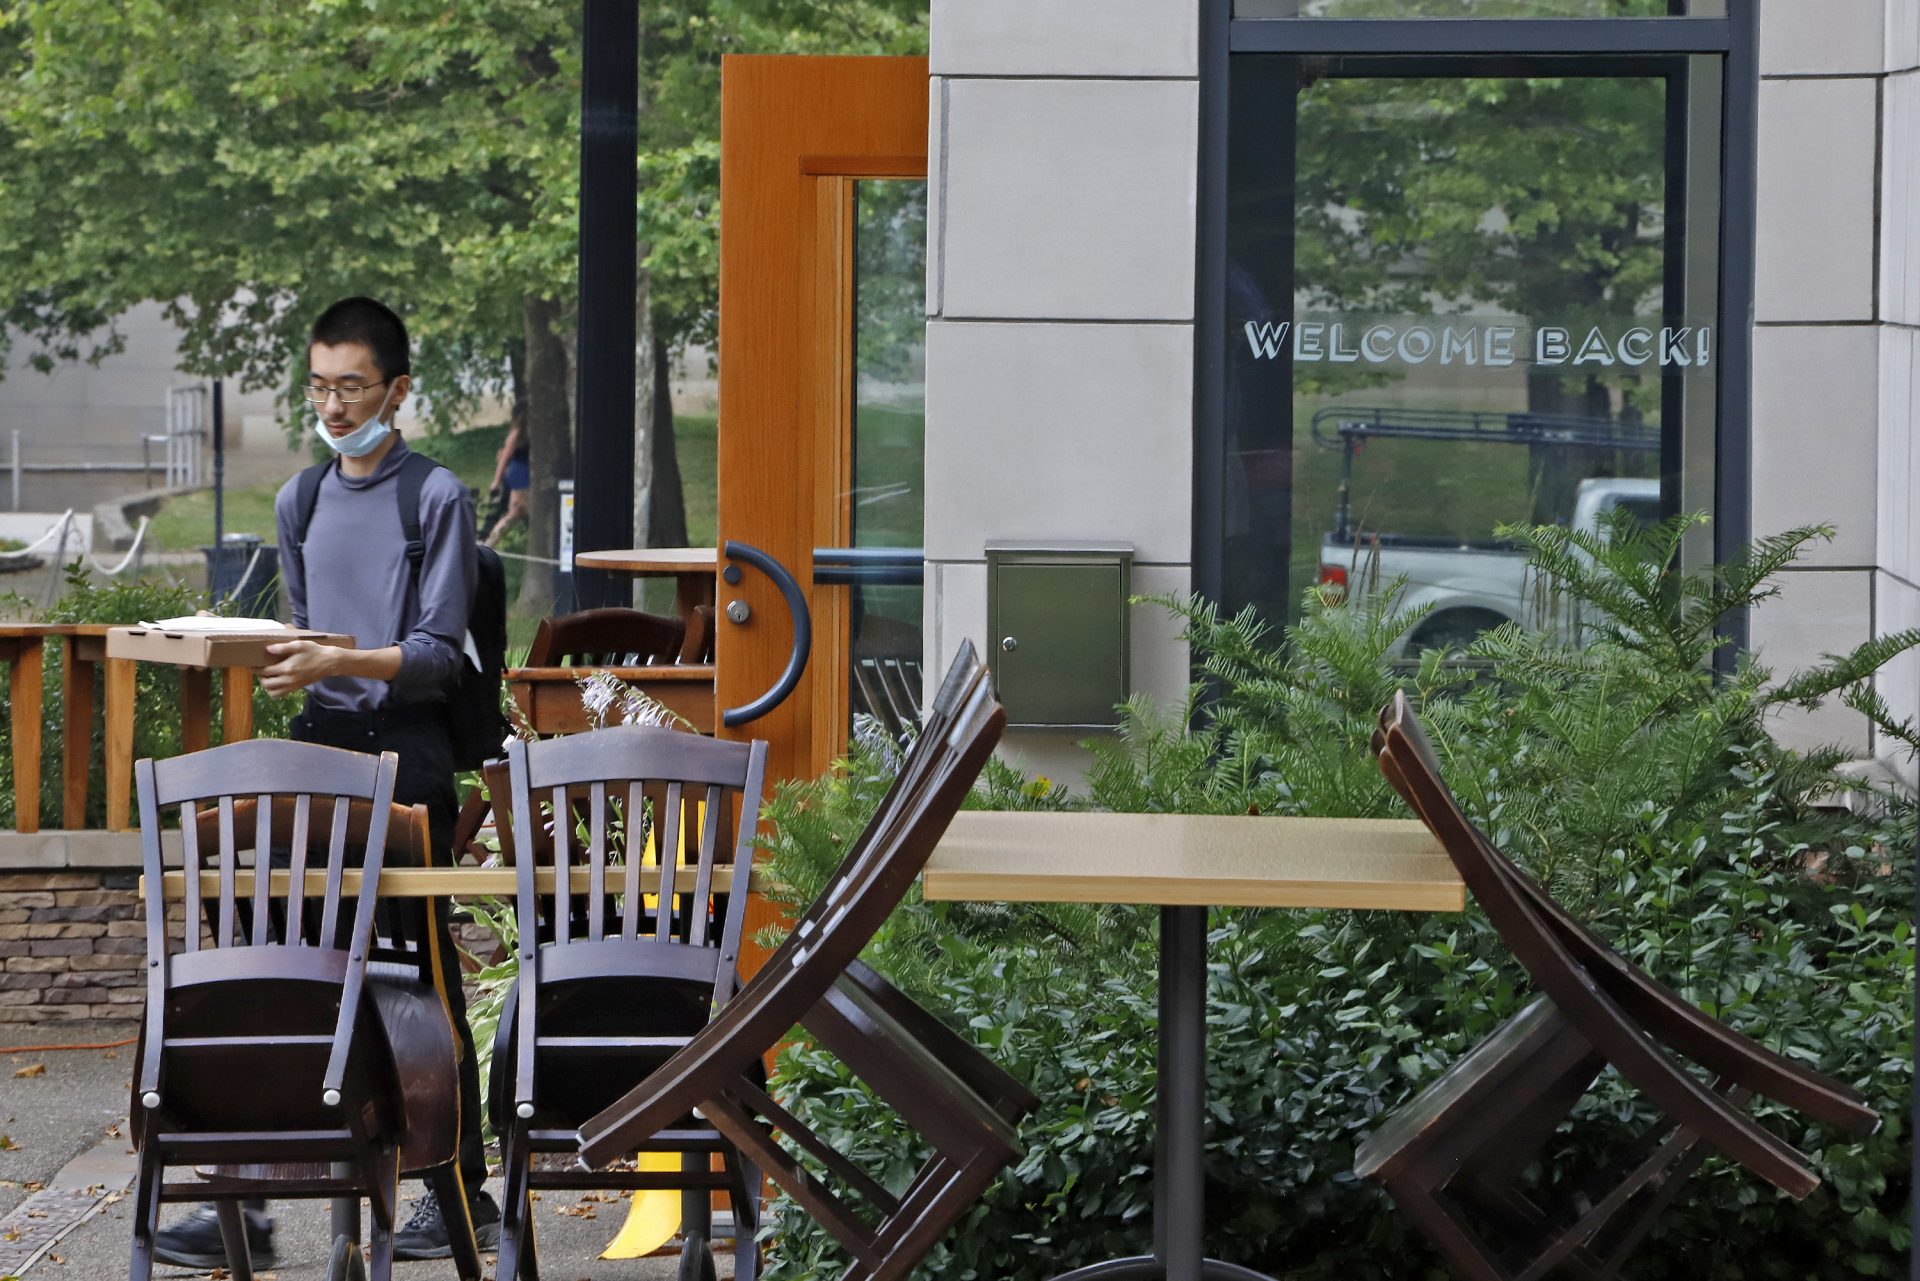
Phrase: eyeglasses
[{"left": 303, "top": 378, "right": 392, "bottom": 404}]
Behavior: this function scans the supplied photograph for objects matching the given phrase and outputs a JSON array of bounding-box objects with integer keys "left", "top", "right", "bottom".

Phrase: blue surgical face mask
[{"left": 311, "top": 382, "right": 400, "bottom": 458}]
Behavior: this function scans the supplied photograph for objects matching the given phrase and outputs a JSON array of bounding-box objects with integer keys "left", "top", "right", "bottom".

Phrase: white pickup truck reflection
[{"left": 1309, "top": 407, "right": 1661, "bottom": 657}]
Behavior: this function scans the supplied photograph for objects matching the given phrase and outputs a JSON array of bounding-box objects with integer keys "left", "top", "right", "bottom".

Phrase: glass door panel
[{"left": 844, "top": 178, "right": 927, "bottom": 744}]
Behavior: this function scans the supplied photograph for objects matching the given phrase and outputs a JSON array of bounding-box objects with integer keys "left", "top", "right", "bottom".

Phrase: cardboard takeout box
[{"left": 106, "top": 625, "right": 355, "bottom": 670}]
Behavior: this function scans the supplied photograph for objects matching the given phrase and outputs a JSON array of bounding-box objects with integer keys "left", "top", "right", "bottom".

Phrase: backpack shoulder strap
[
  {"left": 293, "top": 460, "right": 336, "bottom": 546},
  {"left": 392, "top": 451, "right": 445, "bottom": 572}
]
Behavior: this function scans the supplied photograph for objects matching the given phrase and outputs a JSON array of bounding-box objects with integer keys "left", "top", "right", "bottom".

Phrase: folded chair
[
  {"left": 578, "top": 642, "right": 1040, "bottom": 1281},
  {"left": 489, "top": 725, "right": 772, "bottom": 1281},
  {"left": 1356, "top": 691, "right": 1880, "bottom": 1281},
  {"left": 129, "top": 740, "right": 481, "bottom": 1281}
]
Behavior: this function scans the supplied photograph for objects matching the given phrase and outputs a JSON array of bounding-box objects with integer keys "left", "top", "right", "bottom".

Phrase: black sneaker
[
  {"left": 152, "top": 1202, "right": 277, "bottom": 1270},
  {"left": 392, "top": 1187, "right": 501, "bottom": 1261}
]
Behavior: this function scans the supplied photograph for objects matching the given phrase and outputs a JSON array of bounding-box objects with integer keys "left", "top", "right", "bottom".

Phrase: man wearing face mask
[{"left": 152, "top": 297, "right": 499, "bottom": 1268}]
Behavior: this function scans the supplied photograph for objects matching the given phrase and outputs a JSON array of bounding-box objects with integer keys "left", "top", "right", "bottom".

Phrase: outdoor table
[
  {"left": 923, "top": 810, "right": 1465, "bottom": 1281},
  {"left": 573, "top": 547, "right": 718, "bottom": 638}
]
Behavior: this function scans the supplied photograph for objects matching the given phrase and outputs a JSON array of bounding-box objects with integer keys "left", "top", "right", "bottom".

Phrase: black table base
[{"left": 1047, "top": 906, "right": 1277, "bottom": 1281}]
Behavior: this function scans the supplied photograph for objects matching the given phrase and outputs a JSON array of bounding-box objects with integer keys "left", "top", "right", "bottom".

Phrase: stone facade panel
[
  {"left": 931, "top": 0, "right": 1198, "bottom": 78},
  {"left": 1755, "top": 78, "right": 1879, "bottom": 323},
  {"left": 941, "top": 78, "right": 1198, "bottom": 321},
  {"left": 924, "top": 321, "right": 1193, "bottom": 563}
]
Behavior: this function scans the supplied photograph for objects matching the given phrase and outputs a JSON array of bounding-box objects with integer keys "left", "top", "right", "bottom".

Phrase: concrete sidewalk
[{"left": 0, "top": 1022, "right": 736, "bottom": 1280}]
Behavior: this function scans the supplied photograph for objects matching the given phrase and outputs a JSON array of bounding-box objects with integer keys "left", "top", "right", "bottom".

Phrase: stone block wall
[
  {"left": 1747, "top": 1, "right": 1910, "bottom": 761},
  {"left": 924, "top": 0, "right": 1199, "bottom": 784},
  {"left": 0, "top": 871, "right": 145, "bottom": 1024}
]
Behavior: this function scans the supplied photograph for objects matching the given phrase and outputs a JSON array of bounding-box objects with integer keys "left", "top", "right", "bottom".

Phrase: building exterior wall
[
  {"left": 0, "top": 301, "right": 279, "bottom": 460},
  {"left": 925, "top": 0, "right": 1201, "bottom": 780},
  {"left": 1875, "top": 1, "right": 1920, "bottom": 784},
  {"left": 1748, "top": 1, "right": 1910, "bottom": 763},
  {"left": 928, "top": 1, "right": 1919, "bottom": 784}
]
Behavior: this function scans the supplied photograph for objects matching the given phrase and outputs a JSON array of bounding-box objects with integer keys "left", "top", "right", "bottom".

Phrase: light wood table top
[
  {"left": 145, "top": 865, "right": 767, "bottom": 900},
  {"left": 924, "top": 811, "right": 1464, "bottom": 913},
  {"left": 574, "top": 547, "right": 718, "bottom": 575}
]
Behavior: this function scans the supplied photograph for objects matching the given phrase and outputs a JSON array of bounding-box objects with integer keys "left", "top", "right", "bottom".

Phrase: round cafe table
[{"left": 573, "top": 547, "right": 718, "bottom": 629}]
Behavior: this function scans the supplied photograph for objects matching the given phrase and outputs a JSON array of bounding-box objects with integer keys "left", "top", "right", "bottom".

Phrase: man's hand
[{"left": 260, "top": 639, "right": 340, "bottom": 697}]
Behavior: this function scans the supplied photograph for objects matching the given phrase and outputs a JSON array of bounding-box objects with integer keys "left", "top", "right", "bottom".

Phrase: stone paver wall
[{"left": 0, "top": 871, "right": 145, "bottom": 1023}]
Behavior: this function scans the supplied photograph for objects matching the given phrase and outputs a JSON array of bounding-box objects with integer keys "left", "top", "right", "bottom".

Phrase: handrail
[
  {"left": 812, "top": 546, "right": 925, "bottom": 587},
  {"left": 720, "top": 540, "right": 812, "bottom": 728}
]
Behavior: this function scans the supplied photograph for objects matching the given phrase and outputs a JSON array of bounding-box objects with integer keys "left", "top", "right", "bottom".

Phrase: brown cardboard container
[{"left": 105, "top": 626, "right": 355, "bottom": 670}]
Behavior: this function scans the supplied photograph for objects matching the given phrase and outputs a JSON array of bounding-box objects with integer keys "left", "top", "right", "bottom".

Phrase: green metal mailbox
[{"left": 985, "top": 542, "right": 1133, "bottom": 730}]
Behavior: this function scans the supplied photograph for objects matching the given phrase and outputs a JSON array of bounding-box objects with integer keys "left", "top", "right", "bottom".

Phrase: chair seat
[{"left": 369, "top": 967, "right": 461, "bottom": 1173}]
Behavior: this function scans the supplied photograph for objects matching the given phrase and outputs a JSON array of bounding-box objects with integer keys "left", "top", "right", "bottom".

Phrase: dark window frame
[{"left": 1192, "top": 0, "right": 1758, "bottom": 653}]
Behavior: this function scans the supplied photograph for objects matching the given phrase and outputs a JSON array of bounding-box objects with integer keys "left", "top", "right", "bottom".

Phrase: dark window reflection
[
  {"left": 1234, "top": 0, "right": 1718, "bottom": 16},
  {"left": 1224, "top": 57, "right": 1719, "bottom": 653}
]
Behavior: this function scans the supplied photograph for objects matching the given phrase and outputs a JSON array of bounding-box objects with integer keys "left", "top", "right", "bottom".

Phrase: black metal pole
[
  {"left": 571, "top": 0, "right": 639, "bottom": 610},
  {"left": 212, "top": 379, "right": 225, "bottom": 551}
]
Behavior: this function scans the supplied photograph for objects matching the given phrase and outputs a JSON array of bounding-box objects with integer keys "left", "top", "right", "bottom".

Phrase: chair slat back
[
  {"left": 191, "top": 796, "right": 436, "bottom": 972},
  {"left": 504, "top": 725, "right": 768, "bottom": 970},
  {"left": 528, "top": 607, "right": 687, "bottom": 668},
  {"left": 139, "top": 740, "right": 400, "bottom": 960},
  {"left": 577, "top": 642, "right": 1004, "bottom": 1167}
]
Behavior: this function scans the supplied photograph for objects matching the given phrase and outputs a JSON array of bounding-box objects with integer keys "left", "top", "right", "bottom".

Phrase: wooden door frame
[{"left": 715, "top": 55, "right": 929, "bottom": 786}]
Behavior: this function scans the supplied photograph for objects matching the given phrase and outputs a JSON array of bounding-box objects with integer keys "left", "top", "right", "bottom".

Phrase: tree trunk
[
  {"left": 519, "top": 292, "right": 573, "bottom": 614},
  {"left": 647, "top": 336, "right": 688, "bottom": 548},
  {"left": 634, "top": 269, "right": 656, "bottom": 548}
]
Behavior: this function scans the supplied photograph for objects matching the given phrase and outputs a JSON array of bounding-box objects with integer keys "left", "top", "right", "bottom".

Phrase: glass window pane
[
  {"left": 1223, "top": 56, "right": 1721, "bottom": 654},
  {"left": 1234, "top": 0, "right": 1724, "bottom": 16},
  {"left": 848, "top": 179, "right": 927, "bottom": 741}
]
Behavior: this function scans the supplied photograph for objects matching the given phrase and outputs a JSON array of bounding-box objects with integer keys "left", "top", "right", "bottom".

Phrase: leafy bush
[
  {"left": 757, "top": 517, "right": 1917, "bottom": 1280},
  {"left": 0, "top": 565, "right": 301, "bottom": 826}
]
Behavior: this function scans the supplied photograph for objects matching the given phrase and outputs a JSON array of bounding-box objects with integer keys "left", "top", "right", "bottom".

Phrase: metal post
[
  {"left": 9, "top": 430, "right": 17, "bottom": 512},
  {"left": 571, "top": 0, "right": 639, "bottom": 611},
  {"left": 1157, "top": 905, "right": 1207, "bottom": 1280},
  {"left": 212, "top": 379, "right": 225, "bottom": 548}
]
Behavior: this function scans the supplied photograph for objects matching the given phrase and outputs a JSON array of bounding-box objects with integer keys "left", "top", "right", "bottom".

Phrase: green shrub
[{"left": 757, "top": 516, "right": 1917, "bottom": 1280}]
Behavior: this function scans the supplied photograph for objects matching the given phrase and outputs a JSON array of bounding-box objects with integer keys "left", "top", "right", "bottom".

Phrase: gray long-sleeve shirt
[{"left": 273, "top": 436, "right": 476, "bottom": 713}]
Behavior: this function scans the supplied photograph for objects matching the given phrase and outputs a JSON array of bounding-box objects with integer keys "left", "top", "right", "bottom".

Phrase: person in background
[
  {"left": 152, "top": 296, "right": 499, "bottom": 1269},
  {"left": 483, "top": 409, "right": 530, "bottom": 548}
]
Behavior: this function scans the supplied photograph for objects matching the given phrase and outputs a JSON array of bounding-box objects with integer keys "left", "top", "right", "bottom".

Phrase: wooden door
[{"left": 714, "top": 55, "right": 929, "bottom": 785}]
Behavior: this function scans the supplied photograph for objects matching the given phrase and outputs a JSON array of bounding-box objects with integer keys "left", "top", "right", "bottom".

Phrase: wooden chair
[
  {"left": 577, "top": 642, "right": 1039, "bottom": 1281},
  {"left": 527, "top": 605, "right": 686, "bottom": 667},
  {"left": 1355, "top": 691, "right": 1880, "bottom": 1280},
  {"left": 129, "top": 740, "right": 481, "bottom": 1281},
  {"left": 489, "top": 724, "right": 772, "bottom": 1281}
]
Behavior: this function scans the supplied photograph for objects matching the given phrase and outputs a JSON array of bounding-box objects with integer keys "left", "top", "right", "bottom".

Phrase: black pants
[{"left": 292, "top": 699, "right": 487, "bottom": 1192}]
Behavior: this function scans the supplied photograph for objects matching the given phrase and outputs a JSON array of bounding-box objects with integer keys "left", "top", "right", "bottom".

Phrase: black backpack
[{"left": 294, "top": 452, "right": 511, "bottom": 770}]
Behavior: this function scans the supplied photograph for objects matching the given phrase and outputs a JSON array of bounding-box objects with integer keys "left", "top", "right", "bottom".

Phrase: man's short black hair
[{"left": 309, "top": 297, "right": 411, "bottom": 379}]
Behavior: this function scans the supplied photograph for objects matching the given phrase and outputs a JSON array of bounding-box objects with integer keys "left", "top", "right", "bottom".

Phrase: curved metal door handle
[{"left": 720, "top": 540, "right": 813, "bottom": 728}]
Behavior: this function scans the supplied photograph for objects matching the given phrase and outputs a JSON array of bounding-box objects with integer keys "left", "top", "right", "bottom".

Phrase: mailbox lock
[
  {"left": 726, "top": 599, "right": 752, "bottom": 625},
  {"left": 1000, "top": 636, "right": 1018, "bottom": 653}
]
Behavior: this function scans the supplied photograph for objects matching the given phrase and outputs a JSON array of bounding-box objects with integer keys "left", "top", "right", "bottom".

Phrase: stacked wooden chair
[
  {"left": 129, "top": 740, "right": 481, "bottom": 1281},
  {"left": 576, "top": 641, "right": 1039, "bottom": 1281},
  {"left": 1357, "top": 691, "right": 1880, "bottom": 1280},
  {"left": 486, "top": 725, "right": 772, "bottom": 1281},
  {"left": 451, "top": 604, "right": 694, "bottom": 867},
  {"left": 527, "top": 605, "right": 688, "bottom": 668}
]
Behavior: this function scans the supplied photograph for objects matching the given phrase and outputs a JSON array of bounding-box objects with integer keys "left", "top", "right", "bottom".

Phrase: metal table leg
[{"left": 1047, "top": 906, "right": 1274, "bottom": 1281}]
